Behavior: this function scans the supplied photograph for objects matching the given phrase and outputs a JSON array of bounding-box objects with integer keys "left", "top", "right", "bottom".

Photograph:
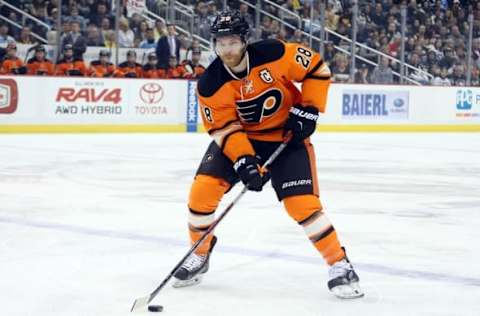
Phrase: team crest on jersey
[
  {"left": 241, "top": 78, "right": 255, "bottom": 95},
  {"left": 259, "top": 69, "right": 274, "bottom": 84},
  {"left": 236, "top": 88, "right": 283, "bottom": 123}
]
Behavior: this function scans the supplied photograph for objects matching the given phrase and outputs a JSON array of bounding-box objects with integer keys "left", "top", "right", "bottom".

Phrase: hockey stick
[{"left": 130, "top": 134, "right": 292, "bottom": 312}]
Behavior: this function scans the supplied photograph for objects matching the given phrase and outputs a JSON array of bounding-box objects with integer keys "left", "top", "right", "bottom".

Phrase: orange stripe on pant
[
  {"left": 283, "top": 194, "right": 345, "bottom": 265},
  {"left": 188, "top": 174, "right": 230, "bottom": 255}
]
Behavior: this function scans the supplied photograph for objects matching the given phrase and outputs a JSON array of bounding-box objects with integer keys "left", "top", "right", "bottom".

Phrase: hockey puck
[{"left": 148, "top": 305, "right": 164, "bottom": 312}]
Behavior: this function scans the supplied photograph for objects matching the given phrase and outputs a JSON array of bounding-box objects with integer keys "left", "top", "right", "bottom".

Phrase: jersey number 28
[{"left": 295, "top": 47, "right": 312, "bottom": 69}]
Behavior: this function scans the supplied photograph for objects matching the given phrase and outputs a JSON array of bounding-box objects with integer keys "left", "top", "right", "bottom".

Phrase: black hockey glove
[
  {"left": 233, "top": 155, "right": 270, "bottom": 192},
  {"left": 283, "top": 104, "right": 319, "bottom": 143}
]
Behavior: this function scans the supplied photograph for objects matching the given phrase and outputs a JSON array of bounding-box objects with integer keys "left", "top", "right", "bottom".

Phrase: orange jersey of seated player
[{"left": 197, "top": 39, "right": 331, "bottom": 162}]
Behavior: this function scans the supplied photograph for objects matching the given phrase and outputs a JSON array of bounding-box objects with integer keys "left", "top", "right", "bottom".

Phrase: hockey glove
[
  {"left": 233, "top": 155, "right": 270, "bottom": 192},
  {"left": 283, "top": 104, "right": 319, "bottom": 143}
]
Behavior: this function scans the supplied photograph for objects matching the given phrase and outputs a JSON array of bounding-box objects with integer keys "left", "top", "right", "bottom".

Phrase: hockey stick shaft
[{"left": 130, "top": 135, "right": 291, "bottom": 312}]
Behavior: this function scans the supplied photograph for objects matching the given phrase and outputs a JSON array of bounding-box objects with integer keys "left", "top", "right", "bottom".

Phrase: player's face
[{"left": 215, "top": 35, "right": 245, "bottom": 68}]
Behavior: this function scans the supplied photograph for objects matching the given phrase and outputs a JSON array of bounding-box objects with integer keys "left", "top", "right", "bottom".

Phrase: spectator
[
  {"left": 118, "top": 17, "right": 135, "bottom": 48},
  {"left": 182, "top": 48, "right": 206, "bottom": 79},
  {"left": 100, "top": 17, "right": 113, "bottom": 34},
  {"left": 354, "top": 63, "right": 370, "bottom": 84},
  {"left": 323, "top": 42, "right": 336, "bottom": 65},
  {"left": 156, "top": 23, "right": 181, "bottom": 68},
  {"left": 0, "top": 23, "right": 15, "bottom": 45},
  {"left": 431, "top": 66, "right": 451, "bottom": 86},
  {"left": 331, "top": 53, "right": 350, "bottom": 83},
  {"left": 28, "top": 5, "right": 53, "bottom": 39},
  {"left": 163, "top": 55, "right": 187, "bottom": 79},
  {"left": 371, "top": 56, "right": 394, "bottom": 84},
  {"left": 103, "top": 30, "right": 116, "bottom": 48},
  {"left": 139, "top": 26, "right": 157, "bottom": 49},
  {"left": 239, "top": 3, "right": 254, "bottom": 28},
  {"left": 61, "top": 21, "right": 87, "bottom": 59},
  {"left": 89, "top": 50, "right": 115, "bottom": 77},
  {"left": 90, "top": 3, "right": 113, "bottom": 28},
  {"left": 115, "top": 50, "right": 142, "bottom": 78},
  {"left": 27, "top": 45, "right": 55, "bottom": 76},
  {"left": 0, "top": 41, "right": 26, "bottom": 75},
  {"left": 86, "top": 24, "right": 105, "bottom": 47},
  {"left": 438, "top": 47, "right": 456, "bottom": 70},
  {"left": 65, "top": 5, "right": 87, "bottom": 31},
  {"left": 134, "top": 20, "right": 149, "bottom": 43},
  {"left": 370, "top": 3, "right": 387, "bottom": 28},
  {"left": 154, "top": 19, "right": 166, "bottom": 41},
  {"left": 55, "top": 44, "right": 88, "bottom": 76},
  {"left": 142, "top": 52, "right": 163, "bottom": 78},
  {"left": 17, "top": 26, "right": 35, "bottom": 45},
  {"left": 195, "top": 1, "right": 212, "bottom": 40},
  {"left": 450, "top": 64, "right": 466, "bottom": 86}
]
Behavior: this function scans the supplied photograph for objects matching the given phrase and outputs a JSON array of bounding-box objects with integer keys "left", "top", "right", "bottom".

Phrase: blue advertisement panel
[{"left": 342, "top": 89, "right": 409, "bottom": 120}]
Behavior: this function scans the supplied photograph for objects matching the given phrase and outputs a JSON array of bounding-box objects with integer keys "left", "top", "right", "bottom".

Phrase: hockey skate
[
  {"left": 172, "top": 236, "right": 217, "bottom": 288},
  {"left": 328, "top": 254, "right": 364, "bottom": 299}
]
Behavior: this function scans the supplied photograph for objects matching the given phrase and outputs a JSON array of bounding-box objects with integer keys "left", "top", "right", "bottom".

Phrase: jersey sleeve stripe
[
  {"left": 211, "top": 122, "right": 243, "bottom": 148},
  {"left": 302, "top": 59, "right": 324, "bottom": 81},
  {"left": 220, "top": 129, "right": 244, "bottom": 152},
  {"left": 208, "top": 119, "right": 240, "bottom": 135}
]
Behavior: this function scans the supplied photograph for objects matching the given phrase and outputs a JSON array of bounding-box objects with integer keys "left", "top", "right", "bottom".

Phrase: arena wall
[{"left": 0, "top": 76, "right": 479, "bottom": 133}]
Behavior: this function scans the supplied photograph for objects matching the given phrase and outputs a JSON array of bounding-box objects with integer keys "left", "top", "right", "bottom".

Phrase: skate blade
[
  {"left": 330, "top": 282, "right": 365, "bottom": 299},
  {"left": 172, "top": 275, "right": 203, "bottom": 288}
]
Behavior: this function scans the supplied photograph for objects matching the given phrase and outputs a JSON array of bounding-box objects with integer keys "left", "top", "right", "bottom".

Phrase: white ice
[{"left": 0, "top": 133, "right": 479, "bottom": 316}]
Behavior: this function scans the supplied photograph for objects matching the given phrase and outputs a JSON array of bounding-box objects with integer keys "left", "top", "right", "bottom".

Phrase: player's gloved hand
[
  {"left": 283, "top": 104, "right": 319, "bottom": 143},
  {"left": 233, "top": 155, "right": 270, "bottom": 192}
]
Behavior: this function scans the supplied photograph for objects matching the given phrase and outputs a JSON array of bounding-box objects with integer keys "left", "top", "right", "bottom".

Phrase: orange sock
[
  {"left": 283, "top": 195, "right": 345, "bottom": 265},
  {"left": 188, "top": 175, "right": 230, "bottom": 255}
]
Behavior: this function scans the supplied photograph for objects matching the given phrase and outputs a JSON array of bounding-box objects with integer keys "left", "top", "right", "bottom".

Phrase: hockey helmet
[
  {"left": 99, "top": 49, "right": 110, "bottom": 57},
  {"left": 127, "top": 50, "right": 137, "bottom": 58},
  {"left": 35, "top": 45, "right": 46, "bottom": 53},
  {"left": 210, "top": 10, "right": 249, "bottom": 42}
]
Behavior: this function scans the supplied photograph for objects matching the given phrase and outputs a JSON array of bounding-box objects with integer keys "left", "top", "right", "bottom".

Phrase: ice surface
[{"left": 0, "top": 133, "right": 479, "bottom": 316}]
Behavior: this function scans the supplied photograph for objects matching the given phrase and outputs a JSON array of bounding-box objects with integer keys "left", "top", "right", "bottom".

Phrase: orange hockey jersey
[
  {"left": 55, "top": 58, "right": 88, "bottom": 76},
  {"left": 27, "top": 58, "right": 55, "bottom": 76},
  {"left": 0, "top": 57, "right": 26, "bottom": 75},
  {"left": 197, "top": 39, "right": 331, "bottom": 162}
]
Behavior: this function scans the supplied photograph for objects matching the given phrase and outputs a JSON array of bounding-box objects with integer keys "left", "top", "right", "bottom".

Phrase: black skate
[
  {"left": 172, "top": 236, "right": 217, "bottom": 288},
  {"left": 328, "top": 251, "right": 364, "bottom": 299}
]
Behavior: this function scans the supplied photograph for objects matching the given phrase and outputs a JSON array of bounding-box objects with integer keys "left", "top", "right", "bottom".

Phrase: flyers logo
[{"left": 236, "top": 88, "right": 282, "bottom": 123}]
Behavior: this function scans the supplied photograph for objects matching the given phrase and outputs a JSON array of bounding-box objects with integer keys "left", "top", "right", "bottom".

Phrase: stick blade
[{"left": 130, "top": 295, "right": 151, "bottom": 312}]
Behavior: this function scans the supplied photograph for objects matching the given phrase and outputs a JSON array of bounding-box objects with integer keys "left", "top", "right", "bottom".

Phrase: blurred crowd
[
  {"left": 0, "top": 0, "right": 479, "bottom": 85},
  {"left": 183, "top": 0, "right": 480, "bottom": 86}
]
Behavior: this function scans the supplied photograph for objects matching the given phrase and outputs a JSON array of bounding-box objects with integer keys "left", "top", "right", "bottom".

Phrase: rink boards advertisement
[
  {"left": 0, "top": 76, "right": 187, "bottom": 132},
  {"left": 0, "top": 76, "right": 479, "bottom": 132}
]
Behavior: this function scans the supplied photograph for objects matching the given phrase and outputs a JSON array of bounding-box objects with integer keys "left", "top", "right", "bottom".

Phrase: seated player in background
[
  {"left": 0, "top": 41, "right": 27, "bottom": 75},
  {"left": 55, "top": 44, "right": 88, "bottom": 76},
  {"left": 115, "top": 50, "right": 142, "bottom": 78},
  {"left": 27, "top": 45, "right": 54, "bottom": 76},
  {"left": 163, "top": 55, "right": 188, "bottom": 79},
  {"left": 142, "top": 52, "right": 163, "bottom": 78},
  {"left": 172, "top": 10, "right": 364, "bottom": 299},
  {"left": 89, "top": 49, "right": 115, "bottom": 77},
  {"left": 181, "top": 47, "right": 206, "bottom": 79}
]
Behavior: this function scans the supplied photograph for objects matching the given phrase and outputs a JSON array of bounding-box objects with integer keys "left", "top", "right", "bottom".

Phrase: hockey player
[
  {"left": 55, "top": 44, "right": 88, "bottom": 76},
  {"left": 181, "top": 47, "right": 206, "bottom": 79},
  {"left": 89, "top": 50, "right": 115, "bottom": 77},
  {"left": 0, "top": 41, "right": 27, "bottom": 75},
  {"left": 27, "top": 45, "right": 55, "bottom": 76},
  {"left": 142, "top": 52, "right": 163, "bottom": 78},
  {"left": 163, "top": 55, "right": 188, "bottom": 79},
  {"left": 115, "top": 50, "right": 142, "bottom": 78},
  {"left": 173, "top": 11, "right": 364, "bottom": 299}
]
